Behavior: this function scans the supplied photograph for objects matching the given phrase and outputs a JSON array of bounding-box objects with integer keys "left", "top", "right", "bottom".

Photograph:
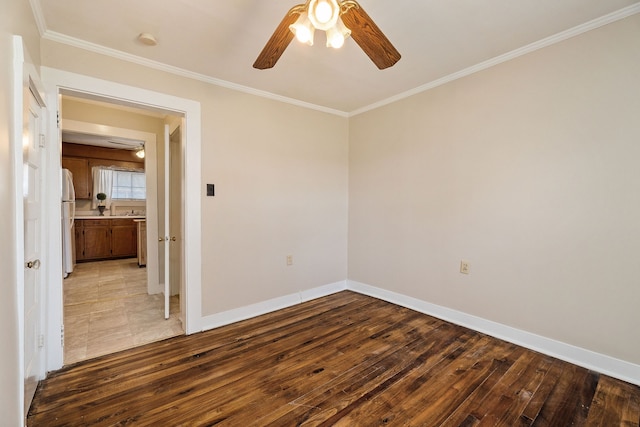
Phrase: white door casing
[{"left": 41, "top": 67, "right": 202, "bottom": 373}]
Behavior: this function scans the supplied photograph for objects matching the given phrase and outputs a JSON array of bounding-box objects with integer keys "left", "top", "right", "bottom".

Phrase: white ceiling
[
  {"left": 62, "top": 130, "right": 143, "bottom": 150},
  {"left": 34, "top": 0, "right": 640, "bottom": 115}
]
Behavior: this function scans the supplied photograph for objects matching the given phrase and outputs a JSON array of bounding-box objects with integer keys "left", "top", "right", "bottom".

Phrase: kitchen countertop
[{"left": 75, "top": 215, "right": 146, "bottom": 220}]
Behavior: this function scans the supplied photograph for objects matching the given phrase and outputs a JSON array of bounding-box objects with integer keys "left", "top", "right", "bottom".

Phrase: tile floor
[{"left": 63, "top": 258, "right": 184, "bottom": 365}]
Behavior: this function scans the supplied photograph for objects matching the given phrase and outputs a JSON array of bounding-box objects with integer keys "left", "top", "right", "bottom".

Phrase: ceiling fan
[{"left": 253, "top": 0, "right": 401, "bottom": 70}]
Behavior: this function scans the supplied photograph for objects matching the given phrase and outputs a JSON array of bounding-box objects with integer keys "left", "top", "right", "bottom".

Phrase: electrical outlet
[
  {"left": 460, "top": 260, "right": 470, "bottom": 274},
  {"left": 286, "top": 255, "right": 293, "bottom": 266}
]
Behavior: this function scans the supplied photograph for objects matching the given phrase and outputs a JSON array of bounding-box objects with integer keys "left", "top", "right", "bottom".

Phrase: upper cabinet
[
  {"left": 61, "top": 143, "right": 145, "bottom": 200},
  {"left": 62, "top": 157, "right": 91, "bottom": 199}
]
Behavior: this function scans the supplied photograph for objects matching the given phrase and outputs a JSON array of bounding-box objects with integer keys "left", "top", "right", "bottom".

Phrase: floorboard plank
[{"left": 28, "top": 291, "right": 640, "bottom": 427}]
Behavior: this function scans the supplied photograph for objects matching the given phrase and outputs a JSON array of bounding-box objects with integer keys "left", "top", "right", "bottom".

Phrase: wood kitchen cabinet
[
  {"left": 111, "top": 219, "right": 137, "bottom": 258},
  {"left": 76, "top": 220, "right": 111, "bottom": 260},
  {"left": 62, "top": 157, "right": 91, "bottom": 199},
  {"left": 75, "top": 219, "right": 137, "bottom": 261},
  {"left": 135, "top": 220, "right": 147, "bottom": 267},
  {"left": 74, "top": 221, "right": 85, "bottom": 262}
]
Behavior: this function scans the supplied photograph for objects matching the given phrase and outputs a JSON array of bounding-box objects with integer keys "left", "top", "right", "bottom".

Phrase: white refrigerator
[{"left": 61, "top": 168, "right": 76, "bottom": 278}]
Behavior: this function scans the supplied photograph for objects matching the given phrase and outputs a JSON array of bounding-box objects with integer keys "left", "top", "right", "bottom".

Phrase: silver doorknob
[
  {"left": 25, "top": 259, "right": 41, "bottom": 269},
  {"left": 159, "top": 237, "right": 163, "bottom": 242}
]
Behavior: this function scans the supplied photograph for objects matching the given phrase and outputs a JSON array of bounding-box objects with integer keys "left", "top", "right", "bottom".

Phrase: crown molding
[
  {"left": 41, "top": 30, "right": 350, "bottom": 118},
  {"left": 28, "top": 0, "right": 48, "bottom": 37},
  {"left": 349, "top": 3, "right": 640, "bottom": 116}
]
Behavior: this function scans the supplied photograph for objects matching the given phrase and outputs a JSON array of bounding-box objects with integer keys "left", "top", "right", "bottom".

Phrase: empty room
[{"left": 2, "top": 0, "right": 640, "bottom": 425}]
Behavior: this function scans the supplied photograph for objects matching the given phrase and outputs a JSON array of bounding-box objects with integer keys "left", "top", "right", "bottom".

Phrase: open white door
[
  {"left": 22, "top": 70, "right": 46, "bottom": 416},
  {"left": 163, "top": 124, "right": 170, "bottom": 319}
]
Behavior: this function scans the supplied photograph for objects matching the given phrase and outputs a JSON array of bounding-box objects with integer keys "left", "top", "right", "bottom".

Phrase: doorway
[
  {"left": 42, "top": 67, "right": 202, "bottom": 372},
  {"left": 59, "top": 95, "right": 185, "bottom": 364}
]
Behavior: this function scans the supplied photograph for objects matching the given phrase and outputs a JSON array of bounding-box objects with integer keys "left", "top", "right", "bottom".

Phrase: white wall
[
  {"left": 41, "top": 40, "right": 350, "bottom": 316},
  {"left": 202, "top": 94, "right": 349, "bottom": 312},
  {"left": 348, "top": 15, "right": 640, "bottom": 365}
]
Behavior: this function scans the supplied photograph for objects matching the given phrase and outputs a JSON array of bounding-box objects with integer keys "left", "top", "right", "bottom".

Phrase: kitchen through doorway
[{"left": 60, "top": 94, "right": 185, "bottom": 365}]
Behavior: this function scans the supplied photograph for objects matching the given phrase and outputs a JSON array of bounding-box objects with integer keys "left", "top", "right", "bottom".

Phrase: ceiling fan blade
[
  {"left": 341, "top": 1, "right": 401, "bottom": 70},
  {"left": 253, "top": 7, "right": 302, "bottom": 70}
]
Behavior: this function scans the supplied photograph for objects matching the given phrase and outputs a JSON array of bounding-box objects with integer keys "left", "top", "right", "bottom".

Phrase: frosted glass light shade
[
  {"left": 326, "top": 18, "right": 351, "bottom": 48},
  {"left": 315, "top": 1, "right": 333, "bottom": 23},
  {"left": 289, "top": 12, "right": 315, "bottom": 45},
  {"left": 308, "top": 0, "right": 339, "bottom": 31}
]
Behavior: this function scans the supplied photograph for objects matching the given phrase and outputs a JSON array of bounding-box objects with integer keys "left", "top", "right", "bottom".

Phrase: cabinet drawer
[
  {"left": 82, "top": 219, "right": 111, "bottom": 227},
  {"left": 111, "top": 219, "right": 135, "bottom": 226}
]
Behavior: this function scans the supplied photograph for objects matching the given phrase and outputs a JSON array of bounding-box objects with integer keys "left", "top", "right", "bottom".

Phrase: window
[{"left": 112, "top": 170, "right": 146, "bottom": 200}]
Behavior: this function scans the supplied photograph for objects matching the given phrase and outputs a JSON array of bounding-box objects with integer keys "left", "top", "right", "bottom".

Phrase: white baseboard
[
  {"left": 200, "top": 280, "right": 347, "bottom": 332},
  {"left": 347, "top": 280, "right": 640, "bottom": 386}
]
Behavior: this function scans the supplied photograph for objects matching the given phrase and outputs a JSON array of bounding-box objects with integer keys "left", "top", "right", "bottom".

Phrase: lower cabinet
[
  {"left": 82, "top": 220, "right": 111, "bottom": 260},
  {"left": 75, "top": 219, "right": 138, "bottom": 261},
  {"left": 111, "top": 220, "right": 138, "bottom": 257},
  {"left": 136, "top": 220, "right": 147, "bottom": 267}
]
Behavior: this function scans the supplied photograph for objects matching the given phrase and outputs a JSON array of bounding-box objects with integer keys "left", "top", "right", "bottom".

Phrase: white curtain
[{"left": 91, "top": 167, "right": 114, "bottom": 209}]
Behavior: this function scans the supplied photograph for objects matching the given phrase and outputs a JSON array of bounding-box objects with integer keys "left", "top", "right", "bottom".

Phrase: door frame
[{"left": 41, "top": 67, "right": 202, "bottom": 372}]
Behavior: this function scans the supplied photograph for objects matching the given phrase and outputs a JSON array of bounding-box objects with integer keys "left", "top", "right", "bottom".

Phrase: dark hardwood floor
[{"left": 28, "top": 291, "right": 640, "bottom": 426}]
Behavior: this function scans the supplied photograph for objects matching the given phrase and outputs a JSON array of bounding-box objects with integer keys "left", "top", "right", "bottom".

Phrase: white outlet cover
[{"left": 460, "top": 261, "right": 470, "bottom": 274}]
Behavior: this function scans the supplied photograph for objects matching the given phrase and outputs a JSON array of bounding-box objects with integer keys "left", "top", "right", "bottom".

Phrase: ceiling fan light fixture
[
  {"left": 308, "top": 0, "right": 339, "bottom": 31},
  {"left": 254, "top": 0, "right": 401, "bottom": 70},
  {"left": 289, "top": 12, "right": 315, "bottom": 45}
]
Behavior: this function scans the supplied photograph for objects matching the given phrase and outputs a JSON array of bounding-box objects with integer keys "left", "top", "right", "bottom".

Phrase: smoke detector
[{"left": 138, "top": 33, "right": 157, "bottom": 46}]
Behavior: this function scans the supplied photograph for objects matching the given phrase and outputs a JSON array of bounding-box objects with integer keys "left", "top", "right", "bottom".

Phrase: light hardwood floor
[
  {"left": 63, "top": 258, "right": 183, "bottom": 365},
  {"left": 30, "top": 291, "right": 639, "bottom": 426}
]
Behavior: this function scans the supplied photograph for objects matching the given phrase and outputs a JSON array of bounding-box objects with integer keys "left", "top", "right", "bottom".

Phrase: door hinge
[
  {"left": 39, "top": 133, "right": 45, "bottom": 148},
  {"left": 61, "top": 324, "right": 65, "bottom": 347},
  {"left": 56, "top": 111, "right": 60, "bottom": 128},
  {"left": 38, "top": 334, "right": 45, "bottom": 348}
]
